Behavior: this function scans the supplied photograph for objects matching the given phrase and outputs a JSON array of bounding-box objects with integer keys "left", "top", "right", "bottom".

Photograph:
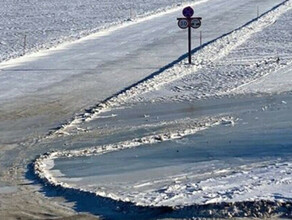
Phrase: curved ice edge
[
  {"left": 29, "top": 161, "right": 292, "bottom": 219},
  {"left": 30, "top": 169, "right": 292, "bottom": 218},
  {"left": 34, "top": 117, "right": 232, "bottom": 198},
  {"left": 49, "top": 0, "right": 292, "bottom": 137}
]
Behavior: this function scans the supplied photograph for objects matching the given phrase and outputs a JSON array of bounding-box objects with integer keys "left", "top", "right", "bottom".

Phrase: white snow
[
  {"left": 138, "top": 161, "right": 292, "bottom": 206},
  {"left": 1, "top": 0, "right": 292, "bottom": 216}
]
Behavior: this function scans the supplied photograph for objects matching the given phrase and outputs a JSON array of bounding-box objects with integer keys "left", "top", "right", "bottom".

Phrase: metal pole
[{"left": 188, "top": 26, "right": 191, "bottom": 64}]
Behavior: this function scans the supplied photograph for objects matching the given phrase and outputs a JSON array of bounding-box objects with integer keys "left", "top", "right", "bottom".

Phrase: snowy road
[
  {"left": 1, "top": 0, "right": 291, "bottom": 219},
  {"left": 1, "top": 0, "right": 276, "bottom": 103},
  {"left": 0, "top": 0, "right": 284, "bottom": 141}
]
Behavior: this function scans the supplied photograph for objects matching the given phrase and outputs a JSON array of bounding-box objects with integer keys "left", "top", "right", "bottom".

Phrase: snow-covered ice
[
  {"left": 32, "top": 0, "right": 292, "bottom": 215},
  {"left": 35, "top": 92, "right": 292, "bottom": 209},
  {"left": 1, "top": 0, "right": 292, "bottom": 218}
]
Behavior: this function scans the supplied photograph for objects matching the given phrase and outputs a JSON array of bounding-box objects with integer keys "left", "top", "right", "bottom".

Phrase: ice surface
[
  {"left": 38, "top": 91, "right": 292, "bottom": 208},
  {"left": 1, "top": 0, "right": 292, "bottom": 218}
]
